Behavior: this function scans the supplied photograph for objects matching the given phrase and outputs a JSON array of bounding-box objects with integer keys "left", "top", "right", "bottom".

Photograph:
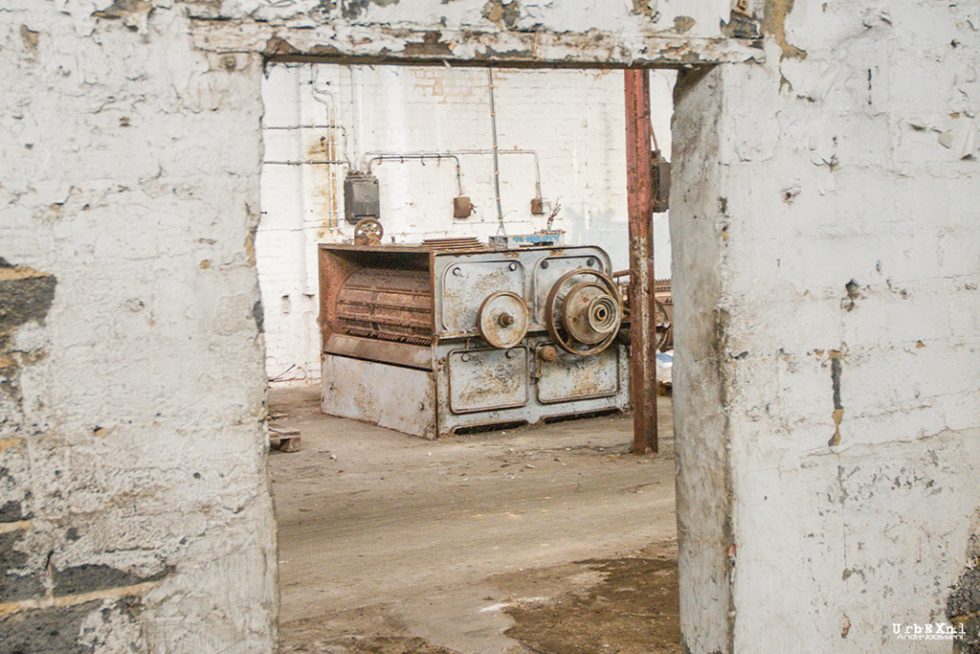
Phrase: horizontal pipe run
[
  {"left": 263, "top": 123, "right": 353, "bottom": 167},
  {"left": 365, "top": 154, "right": 465, "bottom": 196},
  {"left": 262, "top": 124, "right": 344, "bottom": 130},
  {"left": 360, "top": 149, "right": 543, "bottom": 199},
  {"left": 263, "top": 159, "right": 352, "bottom": 167}
]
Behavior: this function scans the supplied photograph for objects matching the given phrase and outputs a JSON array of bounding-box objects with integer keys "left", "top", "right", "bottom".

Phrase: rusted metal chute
[{"left": 624, "top": 68, "right": 658, "bottom": 455}]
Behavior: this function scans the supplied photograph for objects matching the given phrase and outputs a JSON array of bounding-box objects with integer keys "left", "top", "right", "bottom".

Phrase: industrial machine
[{"left": 318, "top": 238, "right": 631, "bottom": 438}]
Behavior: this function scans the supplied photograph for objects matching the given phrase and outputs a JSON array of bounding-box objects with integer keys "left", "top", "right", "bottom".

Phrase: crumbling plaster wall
[
  {"left": 1, "top": 2, "right": 275, "bottom": 652},
  {"left": 187, "top": 0, "right": 762, "bottom": 66},
  {"left": 673, "top": 2, "right": 980, "bottom": 652}
]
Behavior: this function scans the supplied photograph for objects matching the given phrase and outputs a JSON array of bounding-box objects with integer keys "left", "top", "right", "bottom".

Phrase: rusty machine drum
[{"left": 318, "top": 242, "right": 629, "bottom": 438}]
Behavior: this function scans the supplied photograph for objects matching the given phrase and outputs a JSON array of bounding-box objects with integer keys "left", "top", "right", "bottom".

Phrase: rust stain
[
  {"left": 19, "top": 25, "right": 39, "bottom": 52},
  {"left": 327, "top": 128, "right": 339, "bottom": 229},
  {"left": 336, "top": 268, "right": 433, "bottom": 344},
  {"left": 763, "top": 0, "right": 806, "bottom": 59},
  {"left": 306, "top": 135, "right": 339, "bottom": 230},
  {"left": 244, "top": 229, "right": 256, "bottom": 267},
  {"left": 624, "top": 69, "right": 658, "bottom": 454}
]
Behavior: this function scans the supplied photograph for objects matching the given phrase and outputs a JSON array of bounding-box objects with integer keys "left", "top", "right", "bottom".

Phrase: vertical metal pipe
[
  {"left": 624, "top": 68, "right": 658, "bottom": 454},
  {"left": 327, "top": 108, "right": 339, "bottom": 230},
  {"left": 487, "top": 68, "right": 505, "bottom": 232}
]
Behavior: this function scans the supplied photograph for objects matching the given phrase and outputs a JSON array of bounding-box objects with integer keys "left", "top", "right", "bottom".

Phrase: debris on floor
[{"left": 270, "top": 426, "right": 302, "bottom": 452}]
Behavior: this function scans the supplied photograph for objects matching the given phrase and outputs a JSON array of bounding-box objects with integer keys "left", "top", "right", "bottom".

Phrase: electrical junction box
[{"left": 343, "top": 172, "right": 380, "bottom": 224}]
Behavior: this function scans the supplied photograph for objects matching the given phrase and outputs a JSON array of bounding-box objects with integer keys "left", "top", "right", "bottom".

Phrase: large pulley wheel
[
  {"left": 478, "top": 291, "right": 530, "bottom": 349},
  {"left": 546, "top": 269, "right": 622, "bottom": 356},
  {"left": 353, "top": 218, "right": 383, "bottom": 246}
]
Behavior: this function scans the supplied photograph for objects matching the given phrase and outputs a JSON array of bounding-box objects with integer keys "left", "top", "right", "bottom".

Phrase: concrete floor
[{"left": 271, "top": 387, "right": 679, "bottom": 654}]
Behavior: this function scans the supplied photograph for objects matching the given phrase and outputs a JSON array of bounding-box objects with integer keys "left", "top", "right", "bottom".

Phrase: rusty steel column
[{"left": 624, "top": 68, "right": 658, "bottom": 454}]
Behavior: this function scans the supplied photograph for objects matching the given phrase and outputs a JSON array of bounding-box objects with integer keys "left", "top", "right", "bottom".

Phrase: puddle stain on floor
[{"left": 501, "top": 556, "right": 681, "bottom": 654}]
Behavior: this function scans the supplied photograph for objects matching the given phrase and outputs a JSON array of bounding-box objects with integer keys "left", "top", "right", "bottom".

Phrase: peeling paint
[
  {"left": 0, "top": 262, "right": 56, "bottom": 333},
  {"left": 341, "top": 0, "right": 402, "bottom": 20},
  {"left": 673, "top": 16, "right": 696, "bottom": 33},
  {"left": 92, "top": 0, "right": 154, "bottom": 33},
  {"left": 631, "top": 0, "right": 659, "bottom": 20},
  {"left": 722, "top": 12, "right": 761, "bottom": 40},
  {"left": 762, "top": 0, "right": 805, "bottom": 59},
  {"left": 193, "top": 4, "right": 763, "bottom": 67},
  {"left": 483, "top": 0, "right": 521, "bottom": 30},
  {"left": 401, "top": 31, "right": 455, "bottom": 57}
]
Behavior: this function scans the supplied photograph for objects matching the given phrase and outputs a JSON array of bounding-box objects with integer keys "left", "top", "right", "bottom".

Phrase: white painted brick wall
[{"left": 259, "top": 64, "right": 675, "bottom": 384}]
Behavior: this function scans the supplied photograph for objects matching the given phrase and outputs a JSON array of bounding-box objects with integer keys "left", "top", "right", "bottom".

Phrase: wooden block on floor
[{"left": 270, "top": 427, "right": 301, "bottom": 453}]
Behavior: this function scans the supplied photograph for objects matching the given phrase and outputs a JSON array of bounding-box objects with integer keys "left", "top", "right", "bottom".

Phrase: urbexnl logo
[{"left": 892, "top": 622, "right": 966, "bottom": 641}]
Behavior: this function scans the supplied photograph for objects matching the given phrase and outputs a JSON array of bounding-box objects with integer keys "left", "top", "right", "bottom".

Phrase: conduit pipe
[
  {"left": 365, "top": 153, "right": 465, "bottom": 196},
  {"left": 262, "top": 124, "right": 353, "bottom": 169},
  {"left": 358, "top": 149, "right": 543, "bottom": 201}
]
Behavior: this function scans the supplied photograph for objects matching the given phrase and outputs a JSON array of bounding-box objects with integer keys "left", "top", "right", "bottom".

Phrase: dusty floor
[{"left": 270, "top": 387, "right": 679, "bottom": 654}]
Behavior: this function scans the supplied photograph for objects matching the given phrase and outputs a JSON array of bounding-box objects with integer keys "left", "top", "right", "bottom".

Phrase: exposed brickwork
[
  {"left": 0, "top": 601, "right": 100, "bottom": 654},
  {"left": 0, "top": 530, "right": 44, "bottom": 602}
]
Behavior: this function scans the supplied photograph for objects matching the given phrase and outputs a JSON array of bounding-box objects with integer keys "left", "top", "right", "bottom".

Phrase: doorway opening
[{"left": 258, "top": 61, "right": 680, "bottom": 653}]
